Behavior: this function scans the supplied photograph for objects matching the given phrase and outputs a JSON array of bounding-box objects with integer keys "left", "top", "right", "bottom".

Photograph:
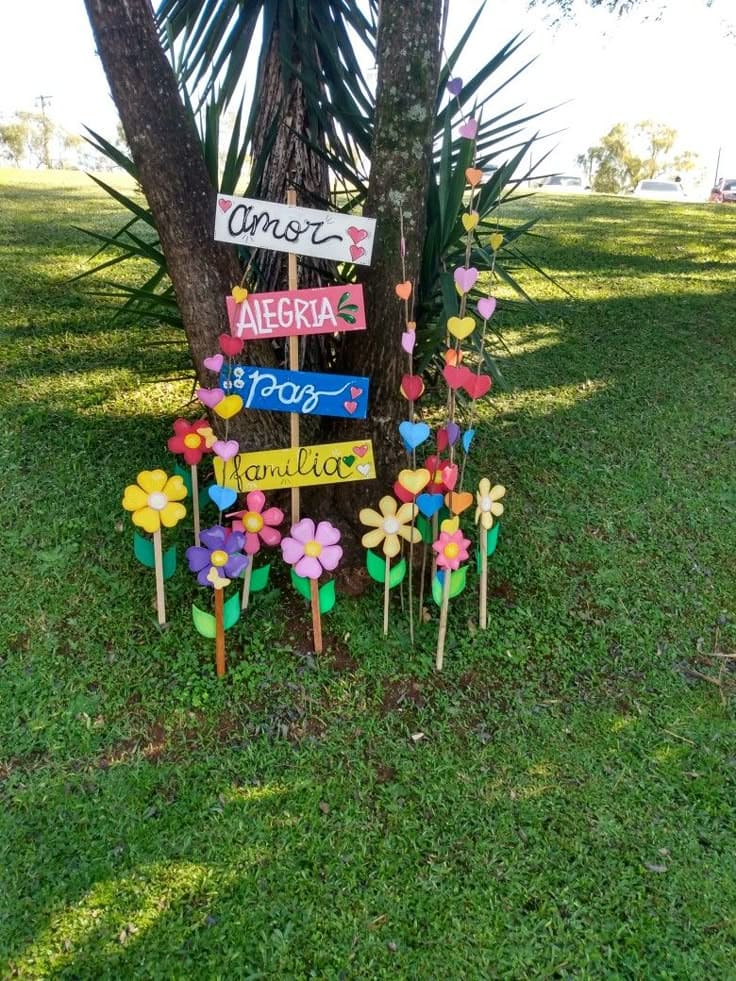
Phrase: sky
[{"left": 1, "top": 0, "right": 734, "bottom": 188}]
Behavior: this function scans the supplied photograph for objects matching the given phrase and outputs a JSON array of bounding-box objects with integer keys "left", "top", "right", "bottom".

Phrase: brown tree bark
[
  {"left": 84, "top": 0, "right": 285, "bottom": 450},
  {"left": 333, "top": 0, "right": 444, "bottom": 513}
]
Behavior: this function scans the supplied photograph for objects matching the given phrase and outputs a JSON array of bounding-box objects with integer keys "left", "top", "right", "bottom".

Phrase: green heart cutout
[{"left": 342, "top": 455, "right": 356, "bottom": 467}]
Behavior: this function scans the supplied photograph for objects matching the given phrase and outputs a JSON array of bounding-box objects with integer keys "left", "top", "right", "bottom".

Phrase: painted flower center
[
  {"left": 304, "top": 540, "right": 323, "bottom": 558},
  {"left": 184, "top": 433, "right": 201, "bottom": 449},
  {"left": 211, "top": 549, "right": 229, "bottom": 567},
  {"left": 444, "top": 542, "right": 460, "bottom": 559},
  {"left": 382, "top": 518, "right": 400, "bottom": 535},
  {"left": 147, "top": 491, "right": 168, "bottom": 511},
  {"left": 479, "top": 495, "right": 492, "bottom": 512},
  {"left": 243, "top": 511, "right": 264, "bottom": 534}
]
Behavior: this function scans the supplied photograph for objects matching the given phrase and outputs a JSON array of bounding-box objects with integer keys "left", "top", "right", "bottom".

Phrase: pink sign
[{"left": 227, "top": 284, "right": 367, "bottom": 340}]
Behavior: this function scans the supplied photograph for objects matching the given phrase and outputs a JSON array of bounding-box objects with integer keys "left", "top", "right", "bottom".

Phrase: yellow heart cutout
[
  {"left": 231, "top": 285, "right": 248, "bottom": 303},
  {"left": 440, "top": 516, "right": 459, "bottom": 534},
  {"left": 214, "top": 394, "right": 244, "bottom": 419},
  {"left": 398, "top": 468, "right": 431, "bottom": 496},
  {"left": 447, "top": 315, "right": 476, "bottom": 340},
  {"left": 462, "top": 212, "right": 479, "bottom": 232},
  {"left": 489, "top": 232, "right": 504, "bottom": 252}
]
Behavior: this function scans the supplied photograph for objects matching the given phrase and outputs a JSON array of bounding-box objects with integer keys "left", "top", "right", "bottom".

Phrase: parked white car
[
  {"left": 539, "top": 175, "right": 588, "bottom": 193},
  {"left": 632, "top": 179, "right": 687, "bottom": 201}
]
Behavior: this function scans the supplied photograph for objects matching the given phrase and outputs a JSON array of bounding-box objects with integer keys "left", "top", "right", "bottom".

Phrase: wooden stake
[
  {"left": 241, "top": 560, "right": 253, "bottom": 610},
  {"left": 152, "top": 529, "right": 166, "bottom": 626},
  {"left": 310, "top": 578, "right": 323, "bottom": 653},
  {"left": 287, "top": 188, "right": 300, "bottom": 523},
  {"left": 214, "top": 586, "right": 226, "bottom": 676},
  {"left": 435, "top": 568, "right": 452, "bottom": 671},
  {"left": 190, "top": 464, "right": 200, "bottom": 547},
  {"left": 383, "top": 554, "right": 391, "bottom": 636},
  {"left": 480, "top": 528, "right": 488, "bottom": 630},
  {"left": 418, "top": 540, "right": 428, "bottom": 624},
  {"left": 430, "top": 513, "right": 439, "bottom": 580}
]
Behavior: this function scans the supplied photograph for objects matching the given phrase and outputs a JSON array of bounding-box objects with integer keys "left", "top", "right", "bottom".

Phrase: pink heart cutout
[
  {"left": 353, "top": 444, "right": 368, "bottom": 457},
  {"left": 218, "top": 198, "right": 232, "bottom": 212},
  {"left": 203, "top": 354, "right": 224, "bottom": 372},
  {"left": 454, "top": 266, "right": 479, "bottom": 294},
  {"left": 197, "top": 387, "right": 224, "bottom": 408},
  {"left": 347, "top": 226, "right": 369, "bottom": 244},
  {"left": 350, "top": 245, "right": 366, "bottom": 262},
  {"left": 213, "top": 439, "right": 239, "bottom": 461},
  {"left": 464, "top": 373, "right": 492, "bottom": 400},
  {"left": 401, "top": 332, "right": 416, "bottom": 354},
  {"left": 459, "top": 119, "right": 478, "bottom": 140},
  {"left": 477, "top": 297, "right": 497, "bottom": 320},
  {"left": 344, "top": 401, "right": 358, "bottom": 415},
  {"left": 350, "top": 386, "right": 363, "bottom": 398}
]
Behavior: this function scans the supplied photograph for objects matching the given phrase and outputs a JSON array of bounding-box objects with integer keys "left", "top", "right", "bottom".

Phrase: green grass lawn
[{"left": 1, "top": 169, "right": 735, "bottom": 978}]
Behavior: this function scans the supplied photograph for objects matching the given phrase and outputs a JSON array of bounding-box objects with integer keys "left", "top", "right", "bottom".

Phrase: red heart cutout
[
  {"left": 219, "top": 333, "right": 244, "bottom": 357},
  {"left": 393, "top": 480, "right": 415, "bottom": 503},
  {"left": 353, "top": 444, "right": 368, "bottom": 457},
  {"left": 464, "top": 373, "right": 492, "bottom": 399},
  {"left": 218, "top": 198, "right": 232, "bottom": 212},
  {"left": 442, "top": 365, "right": 466, "bottom": 391},
  {"left": 400, "top": 374, "right": 425, "bottom": 401},
  {"left": 344, "top": 401, "right": 358, "bottom": 414},
  {"left": 347, "top": 226, "right": 369, "bottom": 244},
  {"left": 441, "top": 464, "right": 458, "bottom": 491},
  {"left": 350, "top": 386, "right": 363, "bottom": 398},
  {"left": 436, "top": 428, "right": 449, "bottom": 453}
]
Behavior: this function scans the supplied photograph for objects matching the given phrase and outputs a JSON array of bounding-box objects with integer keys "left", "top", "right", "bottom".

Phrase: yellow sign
[{"left": 213, "top": 439, "right": 376, "bottom": 492}]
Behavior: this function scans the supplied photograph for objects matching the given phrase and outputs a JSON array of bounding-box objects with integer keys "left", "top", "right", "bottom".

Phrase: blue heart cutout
[
  {"left": 416, "top": 492, "right": 444, "bottom": 518},
  {"left": 462, "top": 428, "right": 476, "bottom": 453},
  {"left": 398, "top": 420, "right": 431, "bottom": 450},
  {"left": 208, "top": 484, "right": 237, "bottom": 511}
]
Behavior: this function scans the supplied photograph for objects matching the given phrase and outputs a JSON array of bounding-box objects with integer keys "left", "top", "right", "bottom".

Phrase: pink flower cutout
[
  {"left": 229, "top": 491, "right": 284, "bottom": 555},
  {"left": 281, "top": 518, "right": 343, "bottom": 580},
  {"left": 167, "top": 418, "right": 212, "bottom": 465},
  {"left": 432, "top": 529, "right": 470, "bottom": 571}
]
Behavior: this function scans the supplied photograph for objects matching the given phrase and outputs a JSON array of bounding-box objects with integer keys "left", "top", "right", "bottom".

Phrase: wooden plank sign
[
  {"left": 214, "top": 195, "right": 376, "bottom": 266},
  {"left": 220, "top": 365, "right": 370, "bottom": 419},
  {"left": 227, "top": 284, "right": 367, "bottom": 339},
  {"left": 214, "top": 440, "right": 376, "bottom": 492}
]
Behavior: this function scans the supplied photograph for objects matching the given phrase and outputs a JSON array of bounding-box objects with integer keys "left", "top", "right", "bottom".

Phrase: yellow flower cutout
[
  {"left": 359, "top": 495, "right": 421, "bottom": 558},
  {"left": 475, "top": 478, "right": 506, "bottom": 530},
  {"left": 122, "top": 469, "right": 187, "bottom": 534}
]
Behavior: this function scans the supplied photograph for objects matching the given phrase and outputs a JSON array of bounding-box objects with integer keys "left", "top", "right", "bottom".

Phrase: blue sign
[{"left": 220, "top": 364, "right": 370, "bottom": 419}]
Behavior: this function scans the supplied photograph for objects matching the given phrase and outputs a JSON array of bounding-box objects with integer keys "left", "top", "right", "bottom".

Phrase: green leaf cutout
[
  {"left": 431, "top": 566, "right": 468, "bottom": 606},
  {"left": 416, "top": 515, "right": 434, "bottom": 544},
  {"left": 337, "top": 290, "right": 351, "bottom": 308},
  {"left": 390, "top": 559, "right": 407, "bottom": 588},
  {"left": 475, "top": 523, "right": 501, "bottom": 572},
  {"left": 192, "top": 603, "right": 216, "bottom": 638},
  {"left": 133, "top": 531, "right": 155, "bottom": 569},
  {"left": 337, "top": 313, "right": 356, "bottom": 324},
  {"left": 366, "top": 548, "right": 386, "bottom": 582},
  {"left": 173, "top": 463, "right": 193, "bottom": 497},
  {"left": 249, "top": 563, "right": 270, "bottom": 593},
  {"left": 319, "top": 579, "right": 336, "bottom": 615},
  {"left": 133, "top": 533, "right": 176, "bottom": 580},
  {"left": 223, "top": 592, "right": 241, "bottom": 630},
  {"left": 290, "top": 568, "right": 311, "bottom": 601}
]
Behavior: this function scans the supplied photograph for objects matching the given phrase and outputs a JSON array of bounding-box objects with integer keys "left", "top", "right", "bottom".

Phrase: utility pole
[
  {"left": 713, "top": 146, "right": 721, "bottom": 187},
  {"left": 35, "top": 94, "right": 53, "bottom": 168}
]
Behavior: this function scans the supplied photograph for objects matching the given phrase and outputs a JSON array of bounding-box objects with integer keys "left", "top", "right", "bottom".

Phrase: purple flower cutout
[
  {"left": 186, "top": 525, "right": 248, "bottom": 588},
  {"left": 281, "top": 518, "right": 342, "bottom": 580}
]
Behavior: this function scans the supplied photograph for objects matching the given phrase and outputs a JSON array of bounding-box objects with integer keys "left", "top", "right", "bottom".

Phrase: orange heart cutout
[
  {"left": 465, "top": 167, "right": 483, "bottom": 187},
  {"left": 395, "top": 281, "right": 412, "bottom": 301},
  {"left": 489, "top": 232, "right": 504, "bottom": 252},
  {"left": 448, "top": 316, "right": 476, "bottom": 340},
  {"left": 214, "top": 394, "right": 244, "bottom": 419},
  {"left": 443, "top": 348, "right": 464, "bottom": 366},
  {"left": 446, "top": 491, "right": 473, "bottom": 516},
  {"left": 440, "top": 516, "right": 460, "bottom": 533},
  {"left": 231, "top": 285, "right": 248, "bottom": 303},
  {"left": 462, "top": 212, "right": 479, "bottom": 232},
  {"left": 398, "top": 468, "right": 431, "bottom": 496}
]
